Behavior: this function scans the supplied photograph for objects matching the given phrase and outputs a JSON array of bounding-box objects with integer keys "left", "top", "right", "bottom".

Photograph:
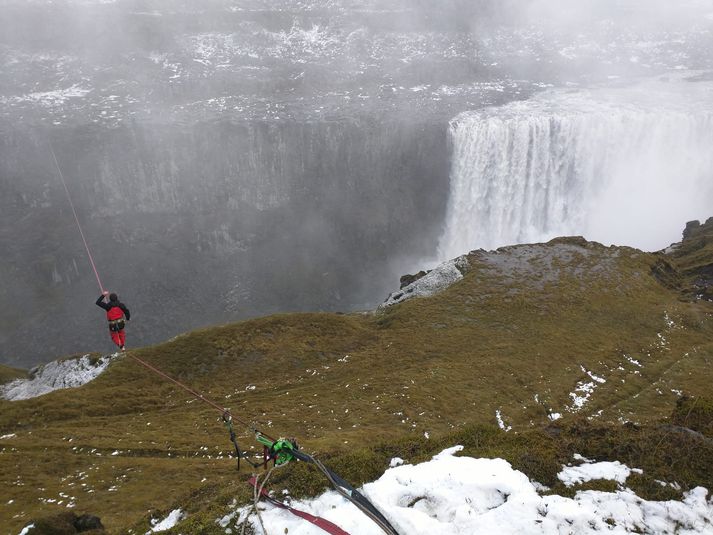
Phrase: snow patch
[
  {"left": 18, "top": 524, "right": 35, "bottom": 535},
  {"left": 228, "top": 446, "right": 713, "bottom": 535},
  {"left": 495, "top": 409, "right": 512, "bottom": 432},
  {"left": 148, "top": 509, "right": 185, "bottom": 533},
  {"left": 568, "top": 367, "right": 606, "bottom": 412},
  {"left": 1, "top": 354, "right": 119, "bottom": 401},
  {"left": 558, "top": 455, "right": 641, "bottom": 487},
  {"left": 582, "top": 366, "right": 606, "bottom": 384},
  {"left": 380, "top": 255, "right": 469, "bottom": 308},
  {"left": 625, "top": 354, "right": 642, "bottom": 367},
  {"left": 664, "top": 311, "right": 676, "bottom": 329},
  {"left": 569, "top": 381, "right": 596, "bottom": 410}
]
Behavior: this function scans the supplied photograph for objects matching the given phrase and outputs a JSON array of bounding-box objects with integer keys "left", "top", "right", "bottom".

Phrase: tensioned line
[{"left": 49, "top": 142, "right": 105, "bottom": 293}]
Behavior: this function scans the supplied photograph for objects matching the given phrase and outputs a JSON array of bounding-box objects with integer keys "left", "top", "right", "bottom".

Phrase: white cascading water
[{"left": 437, "top": 76, "right": 713, "bottom": 259}]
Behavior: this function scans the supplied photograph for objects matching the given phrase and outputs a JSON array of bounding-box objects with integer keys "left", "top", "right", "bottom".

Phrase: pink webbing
[
  {"left": 50, "top": 144, "right": 105, "bottom": 293},
  {"left": 248, "top": 477, "right": 351, "bottom": 535}
]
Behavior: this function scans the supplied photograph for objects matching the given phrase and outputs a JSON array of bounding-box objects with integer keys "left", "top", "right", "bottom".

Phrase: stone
[
  {"left": 75, "top": 515, "right": 104, "bottom": 532},
  {"left": 400, "top": 270, "right": 429, "bottom": 289},
  {"left": 683, "top": 220, "right": 701, "bottom": 239}
]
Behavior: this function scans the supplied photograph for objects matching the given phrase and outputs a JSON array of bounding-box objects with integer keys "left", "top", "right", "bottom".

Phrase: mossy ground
[
  {"left": 1, "top": 237, "right": 712, "bottom": 533},
  {"left": 0, "top": 365, "right": 27, "bottom": 385}
]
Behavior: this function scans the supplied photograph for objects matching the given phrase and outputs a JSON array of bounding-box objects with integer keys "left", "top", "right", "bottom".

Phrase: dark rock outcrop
[
  {"left": 683, "top": 219, "right": 702, "bottom": 239},
  {"left": 74, "top": 515, "right": 104, "bottom": 532},
  {"left": 400, "top": 270, "right": 429, "bottom": 289},
  {"left": 650, "top": 257, "right": 681, "bottom": 291},
  {"left": 666, "top": 217, "right": 713, "bottom": 300},
  {"left": 546, "top": 236, "right": 592, "bottom": 248},
  {"left": 26, "top": 512, "right": 104, "bottom": 534}
]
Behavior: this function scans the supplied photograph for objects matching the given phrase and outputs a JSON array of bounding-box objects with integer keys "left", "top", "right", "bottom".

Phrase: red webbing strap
[
  {"left": 50, "top": 143, "right": 105, "bottom": 293},
  {"left": 127, "top": 353, "right": 227, "bottom": 413},
  {"left": 248, "top": 477, "right": 351, "bottom": 535},
  {"left": 125, "top": 352, "right": 276, "bottom": 443}
]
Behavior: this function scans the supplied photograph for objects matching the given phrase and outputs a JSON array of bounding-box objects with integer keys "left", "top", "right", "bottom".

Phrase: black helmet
[{"left": 109, "top": 293, "right": 118, "bottom": 302}]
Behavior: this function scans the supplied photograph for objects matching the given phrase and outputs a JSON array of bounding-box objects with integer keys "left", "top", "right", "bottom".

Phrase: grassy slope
[
  {"left": 0, "top": 365, "right": 27, "bottom": 385},
  {"left": 1, "top": 234, "right": 712, "bottom": 533}
]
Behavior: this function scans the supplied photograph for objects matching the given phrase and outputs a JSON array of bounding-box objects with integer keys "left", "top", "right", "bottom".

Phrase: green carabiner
[{"left": 256, "top": 433, "right": 297, "bottom": 466}]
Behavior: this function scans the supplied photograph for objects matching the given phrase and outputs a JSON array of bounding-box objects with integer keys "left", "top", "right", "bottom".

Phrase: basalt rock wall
[{"left": 0, "top": 117, "right": 449, "bottom": 366}]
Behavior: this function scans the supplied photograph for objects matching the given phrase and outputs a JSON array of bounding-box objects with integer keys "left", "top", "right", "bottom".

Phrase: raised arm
[{"left": 95, "top": 294, "right": 110, "bottom": 311}]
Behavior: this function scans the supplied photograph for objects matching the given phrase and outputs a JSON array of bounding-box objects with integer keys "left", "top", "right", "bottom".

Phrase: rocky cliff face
[
  {"left": 666, "top": 217, "right": 713, "bottom": 301},
  {"left": 0, "top": 118, "right": 449, "bottom": 366},
  {"left": 1, "top": 0, "right": 493, "bottom": 367},
  {"left": 3, "top": 0, "right": 713, "bottom": 366}
]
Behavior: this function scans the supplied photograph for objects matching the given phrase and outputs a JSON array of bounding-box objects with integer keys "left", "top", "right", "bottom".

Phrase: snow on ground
[
  {"left": 380, "top": 255, "right": 469, "bottom": 308},
  {"left": 217, "top": 446, "right": 713, "bottom": 535},
  {"left": 147, "top": 509, "right": 186, "bottom": 533},
  {"left": 0, "top": 354, "right": 119, "bottom": 401},
  {"left": 495, "top": 409, "right": 512, "bottom": 432},
  {"left": 568, "top": 366, "right": 607, "bottom": 412},
  {"left": 558, "top": 453, "right": 642, "bottom": 486}
]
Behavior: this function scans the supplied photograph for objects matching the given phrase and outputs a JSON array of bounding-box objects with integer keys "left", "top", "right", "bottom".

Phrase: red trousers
[{"left": 110, "top": 329, "right": 126, "bottom": 348}]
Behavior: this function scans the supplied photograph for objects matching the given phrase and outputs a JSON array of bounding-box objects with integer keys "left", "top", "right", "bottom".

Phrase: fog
[{"left": 1, "top": 0, "right": 712, "bottom": 366}]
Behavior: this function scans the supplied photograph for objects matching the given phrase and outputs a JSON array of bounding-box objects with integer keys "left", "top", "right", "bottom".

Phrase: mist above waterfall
[
  {"left": 438, "top": 75, "right": 713, "bottom": 258},
  {"left": 432, "top": 0, "right": 713, "bottom": 260}
]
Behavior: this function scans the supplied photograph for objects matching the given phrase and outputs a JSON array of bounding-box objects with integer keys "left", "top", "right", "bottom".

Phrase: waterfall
[{"left": 438, "top": 77, "right": 713, "bottom": 258}]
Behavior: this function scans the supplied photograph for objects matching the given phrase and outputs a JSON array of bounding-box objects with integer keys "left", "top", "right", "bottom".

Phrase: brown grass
[{"left": 1, "top": 237, "right": 712, "bottom": 533}]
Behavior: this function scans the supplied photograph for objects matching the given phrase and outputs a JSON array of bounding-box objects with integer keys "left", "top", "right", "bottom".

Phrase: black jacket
[{"left": 96, "top": 295, "right": 131, "bottom": 321}]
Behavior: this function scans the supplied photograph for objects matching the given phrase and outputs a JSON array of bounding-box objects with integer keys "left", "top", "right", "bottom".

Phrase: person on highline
[{"left": 95, "top": 291, "right": 131, "bottom": 351}]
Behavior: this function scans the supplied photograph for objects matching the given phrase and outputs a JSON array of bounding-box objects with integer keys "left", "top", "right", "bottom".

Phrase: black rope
[
  {"left": 291, "top": 450, "right": 401, "bottom": 535},
  {"left": 222, "top": 412, "right": 264, "bottom": 470},
  {"left": 114, "top": 348, "right": 399, "bottom": 533}
]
